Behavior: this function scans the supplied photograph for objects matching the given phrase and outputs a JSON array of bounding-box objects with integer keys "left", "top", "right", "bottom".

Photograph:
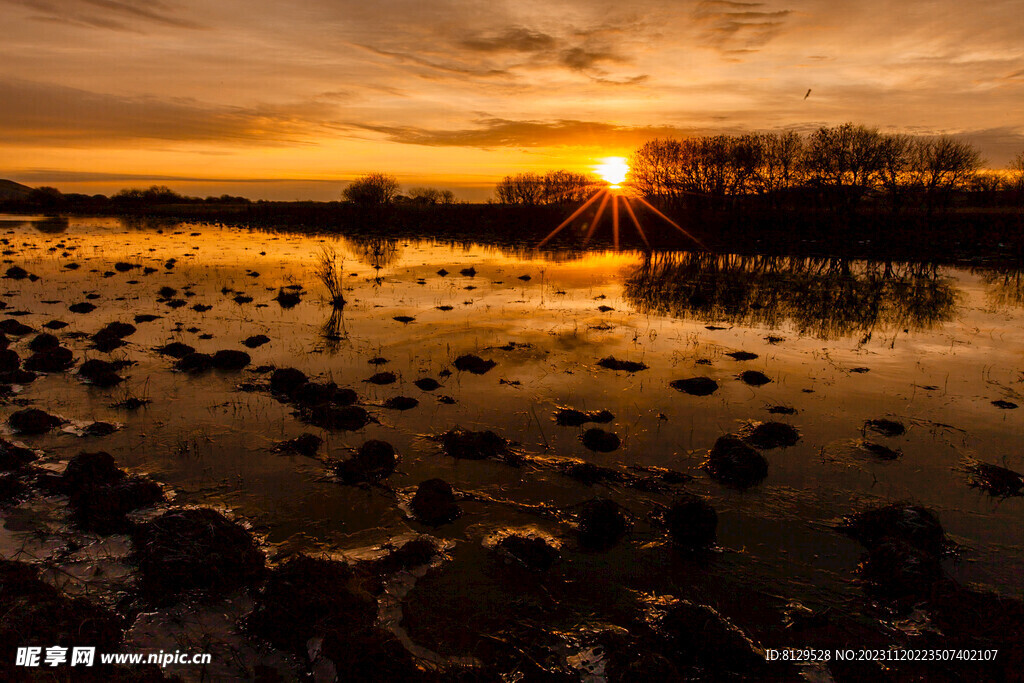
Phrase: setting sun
[{"left": 595, "top": 157, "right": 629, "bottom": 187}]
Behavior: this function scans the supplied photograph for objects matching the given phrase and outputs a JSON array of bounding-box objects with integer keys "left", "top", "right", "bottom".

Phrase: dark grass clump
[
  {"left": 414, "top": 377, "right": 441, "bottom": 391},
  {"left": 703, "top": 435, "right": 768, "bottom": 488},
  {"left": 211, "top": 349, "right": 251, "bottom": 370},
  {"left": 657, "top": 600, "right": 781, "bottom": 680},
  {"left": 738, "top": 370, "right": 771, "bottom": 386},
  {"left": 24, "top": 346, "right": 75, "bottom": 373},
  {"left": 274, "top": 288, "right": 302, "bottom": 308},
  {"left": 439, "top": 428, "right": 511, "bottom": 461},
  {"left": 857, "top": 440, "right": 902, "bottom": 460},
  {"left": 740, "top": 421, "right": 800, "bottom": 449},
  {"left": 967, "top": 461, "right": 1024, "bottom": 497},
  {"left": 298, "top": 405, "right": 372, "bottom": 431},
  {"left": 560, "top": 461, "right": 627, "bottom": 486},
  {"left": 56, "top": 451, "right": 124, "bottom": 492},
  {"left": 383, "top": 395, "right": 419, "bottom": 410},
  {"left": 453, "top": 354, "right": 497, "bottom": 374},
  {"left": 665, "top": 494, "right": 718, "bottom": 550},
  {"left": 246, "top": 555, "right": 376, "bottom": 654},
  {"left": 78, "top": 358, "right": 123, "bottom": 386},
  {"left": 857, "top": 539, "right": 943, "bottom": 605},
  {"left": 581, "top": 427, "right": 621, "bottom": 452},
  {"left": 175, "top": 351, "right": 213, "bottom": 373},
  {"left": 272, "top": 433, "right": 323, "bottom": 457},
  {"left": 291, "top": 381, "right": 338, "bottom": 406},
  {"left": 411, "top": 479, "right": 461, "bottom": 526},
  {"left": 838, "top": 502, "right": 948, "bottom": 557},
  {"left": 131, "top": 508, "right": 266, "bottom": 603},
  {"left": 9, "top": 408, "right": 62, "bottom": 435},
  {"left": 669, "top": 376, "right": 719, "bottom": 396},
  {"left": 577, "top": 498, "right": 629, "bottom": 550},
  {"left": 335, "top": 440, "right": 398, "bottom": 483},
  {"left": 28, "top": 333, "right": 60, "bottom": 352},
  {"left": 242, "top": 334, "right": 270, "bottom": 348},
  {"left": 91, "top": 321, "right": 136, "bottom": 351},
  {"left": 496, "top": 534, "right": 560, "bottom": 571},
  {"left": 0, "top": 348, "right": 18, "bottom": 372},
  {"left": 370, "top": 537, "right": 439, "bottom": 576},
  {"left": 0, "top": 560, "right": 123, "bottom": 672},
  {"left": 598, "top": 356, "right": 648, "bottom": 372},
  {"left": 0, "top": 319, "right": 33, "bottom": 335},
  {"left": 553, "top": 407, "right": 614, "bottom": 426},
  {"left": 319, "top": 628, "right": 423, "bottom": 682},
  {"left": 0, "top": 438, "right": 37, "bottom": 471},
  {"left": 269, "top": 367, "right": 308, "bottom": 395},
  {"left": 71, "top": 477, "right": 165, "bottom": 534},
  {"left": 0, "top": 472, "right": 29, "bottom": 503},
  {"left": 864, "top": 418, "right": 906, "bottom": 437},
  {"left": 155, "top": 341, "right": 195, "bottom": 359}
]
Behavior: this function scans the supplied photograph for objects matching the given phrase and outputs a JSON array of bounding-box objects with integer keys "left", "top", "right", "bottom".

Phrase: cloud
[
  {"left": 0, "top": 79, "right": 338, "bottom": 145},
  {"left": 459, "top": 27, "right": 557, "bottom": 53},
  {"left": 354, "top": 44, "right": 512, "bottom": 78},
  {"left": 4, "top": 0, "right": 203, "bottom": 31},
  {"left": 559, "top": 46, "right": 622, "bottom": 71},
  {"left": 693, "top": 0, "right": 792, "bottom": 54},
  {"left": 350, "top": 117, "right": 695, "bottom": 148}
]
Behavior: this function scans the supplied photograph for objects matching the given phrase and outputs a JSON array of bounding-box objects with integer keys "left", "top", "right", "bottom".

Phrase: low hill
[{"left": 0, "top": 179, "right": 33, "bottom": 200}]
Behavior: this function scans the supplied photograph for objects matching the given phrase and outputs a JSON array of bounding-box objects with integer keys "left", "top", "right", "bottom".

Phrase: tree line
[{"left": 495, "top": 124, "right": 1024, "bottom": 213}]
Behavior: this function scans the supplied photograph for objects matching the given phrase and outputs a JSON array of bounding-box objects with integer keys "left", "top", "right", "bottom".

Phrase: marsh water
[{"left": 1, "top": 214, "right": 1022, "bottom": 679}]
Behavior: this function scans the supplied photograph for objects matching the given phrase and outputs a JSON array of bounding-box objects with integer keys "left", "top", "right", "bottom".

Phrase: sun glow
[{"left": 595, "top": 156, "right": 629, "bottom": 188}]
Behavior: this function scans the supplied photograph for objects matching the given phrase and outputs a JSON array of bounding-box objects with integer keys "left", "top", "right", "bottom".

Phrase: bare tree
[
  {"left": 1007, "top": 151, "right": 1024, "bottom": 192},
  {"left": 909, "top": 136, "right": 982, "bottom": 213},
  {"left": 409, "top": 187, "right": 456, "bottom": 204},
  {"left": 757, "top": 131, "right": 803, "bottom": 207},
  {"left": 542, "top": 170, "right": 595, "bottom": 204},
  {"left": 343, "top": 172, "right": 400, "bottom": 205},
  {"left": 495, "top": 173, "right": 545, "bottom": 205}
]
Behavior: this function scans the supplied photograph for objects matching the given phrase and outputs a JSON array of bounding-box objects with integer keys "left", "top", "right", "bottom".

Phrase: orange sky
[{"left": 2, "top": 0, "right": 1023, "bottom": 200}]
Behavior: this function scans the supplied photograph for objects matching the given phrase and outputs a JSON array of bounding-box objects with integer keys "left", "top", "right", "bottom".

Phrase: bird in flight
[{"left": 804, "top": 88, "right": 812, "bottom": 100}]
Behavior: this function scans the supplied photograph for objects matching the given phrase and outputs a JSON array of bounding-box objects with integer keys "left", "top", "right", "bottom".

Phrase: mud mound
[
  {"left": 272, "top": 433, "right": 322, "bottom": 457},
  {"left": 577, "top": 498, "right": 628, "bottom": 550},
  {"left": 598, "top": 356, "right": 648, "bottom": 372},
  {"left": 703, "top": 435, "right": 768, "bottom": 488},
  {"left": 411, "top": 479, "right": 461, "bottom": 526},
  {"left": 553, "top": 407, "right": 614, "bottom": 426},
  {"left": 246, "top": 555, "right": 376, "bottom": 653},
  {"left": 335, "top": 440, "right": 398, "bottom": 483},
  {"left": 9, "top": 408, "right": 62, "bottom": 435},
  {"left": 453, "top": 354, "right": 496, "bottom": 374},
  {"left": 669, "top": 377, "right": 719, "bottom": 396},
  {"left": 665, "top": 494, "right": 718, "bottom": 549},
  {"left": 740, "top": 421, "right": 800, "bottom": 449},
  {"left": 131, "top": 508, "right": 266, "bottom": 603}
]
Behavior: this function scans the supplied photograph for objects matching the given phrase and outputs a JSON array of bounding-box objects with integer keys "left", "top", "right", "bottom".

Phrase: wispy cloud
[
  {"left": 350, "top": 117, "right": 694, "bottom": 148},
  {"left": 4, "top": 0, "right": 203, "bottom": 31},
  {"left": 0, "top": 79, "right": 338, "bottom": 145},
  {"left": 693, "top": 0, "right": 792, "bottom": 55}
]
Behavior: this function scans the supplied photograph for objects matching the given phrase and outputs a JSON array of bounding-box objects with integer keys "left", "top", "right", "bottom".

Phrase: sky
[{"left": 2, "top": 0, "right": 1023, "bottom": 200}]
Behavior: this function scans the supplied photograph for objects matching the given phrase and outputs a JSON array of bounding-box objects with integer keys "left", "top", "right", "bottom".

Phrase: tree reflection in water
[
  {"left": 977, "top": 268, "right": 1024, "bottom": 308},
  {"left": 623, "top": 252, "right": 960, "bottom": 344}
]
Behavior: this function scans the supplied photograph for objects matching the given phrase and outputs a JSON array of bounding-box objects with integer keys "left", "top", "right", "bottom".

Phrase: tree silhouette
[{"left": 343, "top": 172, "right": 400, "bottom": 205}]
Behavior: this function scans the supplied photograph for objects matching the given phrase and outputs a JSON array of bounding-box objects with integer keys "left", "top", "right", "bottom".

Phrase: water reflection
[
  {"left": 346, "top": 236, "right": 401, "bottom": 271},
  {"left": 978, "top": 268, "right": 1024, "bottom": 308},
  {"left": 623, "top": 252, "right": 959, "bottom": 342}
]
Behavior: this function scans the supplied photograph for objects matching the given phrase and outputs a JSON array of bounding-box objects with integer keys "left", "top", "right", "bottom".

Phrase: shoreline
[{"left": 7, "top": 201, "right": 1024, "bottom": 267}]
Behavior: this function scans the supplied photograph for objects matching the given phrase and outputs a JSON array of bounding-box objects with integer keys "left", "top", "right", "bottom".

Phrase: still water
[{"left": 1, "top": 214, "right": 1021, "bottom": 678}]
